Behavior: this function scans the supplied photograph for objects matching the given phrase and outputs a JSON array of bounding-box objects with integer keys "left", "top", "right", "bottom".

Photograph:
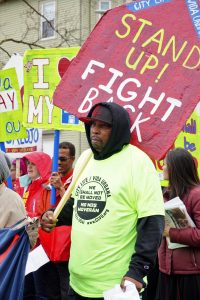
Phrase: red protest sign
[{"left": 53, "top": 0, "right": 200, "bottom": 160}]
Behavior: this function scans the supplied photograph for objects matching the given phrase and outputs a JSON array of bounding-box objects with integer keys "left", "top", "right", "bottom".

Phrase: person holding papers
[{"left": 158, "top": 148, "right": 200, "bottom": 300}]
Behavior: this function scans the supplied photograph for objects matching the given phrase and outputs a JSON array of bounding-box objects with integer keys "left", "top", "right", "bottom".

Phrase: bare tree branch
[
  {"left": 0, "top": 0, "right": 97, "bottom": 63},
  {"left": 0, "top": 46, "right": 11, "bottom": 58},
  {"left": 0, "top": 38, "right": 45, "bottom": 49},
  {"left": 22, "top": 0, "right": 71, "bottom": 46}
]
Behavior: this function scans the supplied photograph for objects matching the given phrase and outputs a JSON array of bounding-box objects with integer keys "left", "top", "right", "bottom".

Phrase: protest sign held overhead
[
  {"left": 23, "top": 47, "right": 84, "bottom": 131},
  {"left": 0, "top": 68, "right": 27, "bottom": 142},
  {"left": 53, "top": 0, "right": 200, "bottom": 160}
]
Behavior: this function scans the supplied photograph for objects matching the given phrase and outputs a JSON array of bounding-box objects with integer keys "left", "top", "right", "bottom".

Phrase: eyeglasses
[{"left": 58, "top": 156, "right": 71, "bottom": 162}]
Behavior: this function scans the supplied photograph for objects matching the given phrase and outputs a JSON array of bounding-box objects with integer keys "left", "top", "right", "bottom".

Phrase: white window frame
[
  {"left": 96, "top": 0, "right": 111, "bottom": 18},
  {"left": 99, "top": 0, "right": 111, "bottom": 12},
  {"left": 40, "top": 1, "right": 56, "bottom": 40}
]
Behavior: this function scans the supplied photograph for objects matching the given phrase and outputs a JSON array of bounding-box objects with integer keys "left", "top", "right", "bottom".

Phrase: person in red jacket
[
  {"left": 18, "top": 151, "right": 54, "bottom": 300},
  {"left": 18, "top": 151, "right": 52, "bottom": 218},
  {"left": 23, "top": 145, "right": 75, "bottom": 300},
  {"left": 158, "top": 148, "right": 200, "bottom": 300},
  {"left": 38, "top": 141, "right": 75, "bottom": 300}
]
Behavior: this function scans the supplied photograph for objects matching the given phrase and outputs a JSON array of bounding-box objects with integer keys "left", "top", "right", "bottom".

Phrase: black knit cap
[{"left": 79, "top": 105, "right": 112, "bottom": 125}]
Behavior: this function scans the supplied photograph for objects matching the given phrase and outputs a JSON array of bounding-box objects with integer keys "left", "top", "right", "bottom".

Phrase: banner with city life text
[{"left": 53, "top": 0, "right": 200, "bottom": 160}]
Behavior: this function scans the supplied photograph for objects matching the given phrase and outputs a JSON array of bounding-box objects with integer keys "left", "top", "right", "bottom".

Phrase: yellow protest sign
[
  {"left": 156, "top": 107, "right": 200, "bottom": 186},
  {"left": 0, "top": 68, "right": 27, "bottom": 142},
  {"left": 23, "top": 48, "right": 84, "bottom": 131},
  {"left": 175, "top": 109, "right": 200, "bottom": 175}
]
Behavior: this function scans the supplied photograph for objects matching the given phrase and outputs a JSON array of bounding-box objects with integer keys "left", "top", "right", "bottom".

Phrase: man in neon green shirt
[{"left": 42, "top": 102, "right": 164, "bottom": 300}]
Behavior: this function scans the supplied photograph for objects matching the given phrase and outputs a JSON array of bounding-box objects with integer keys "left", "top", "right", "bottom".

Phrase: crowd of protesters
[{"left": 1, "top": 103, "right": 200, "bottom": 300}]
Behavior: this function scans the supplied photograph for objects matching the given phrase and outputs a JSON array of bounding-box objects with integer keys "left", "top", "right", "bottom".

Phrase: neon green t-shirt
[{"left": 69, "top": 145, "right": 164, "bottom": 297}]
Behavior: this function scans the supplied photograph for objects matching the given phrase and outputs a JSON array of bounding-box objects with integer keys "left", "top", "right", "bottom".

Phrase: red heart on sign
[{"left": 58, "top": 57, "right": 71, "bottom": 78}]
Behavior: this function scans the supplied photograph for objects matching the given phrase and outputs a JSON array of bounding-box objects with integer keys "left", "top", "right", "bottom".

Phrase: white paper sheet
[{"left": 25, "top": 245, "right": 49, "bottom": 275}]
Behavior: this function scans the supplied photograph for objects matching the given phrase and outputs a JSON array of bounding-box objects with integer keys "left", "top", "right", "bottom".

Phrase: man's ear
[{"left": 71, "top": 156, "right": 75, "bottom": 162}]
